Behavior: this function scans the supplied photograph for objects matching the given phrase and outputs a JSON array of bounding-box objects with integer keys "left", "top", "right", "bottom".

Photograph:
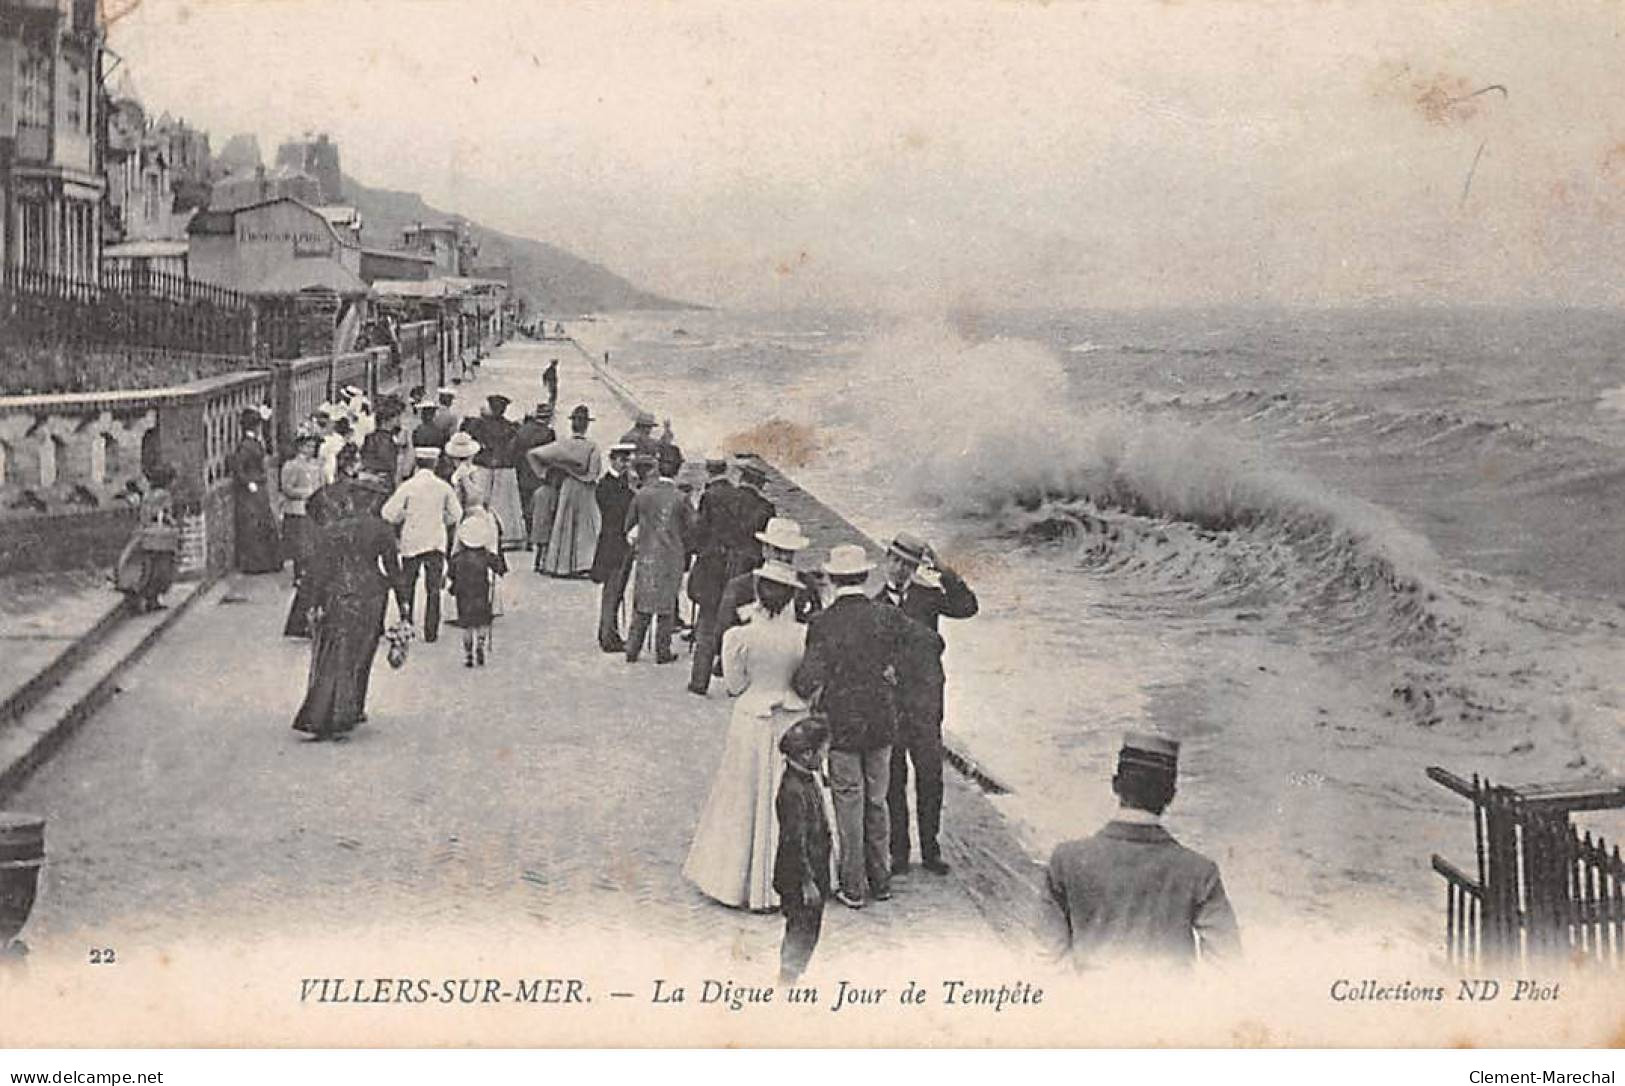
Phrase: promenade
[{"left": 4, "top": 340, "right": 1042, "bottom": 1045}]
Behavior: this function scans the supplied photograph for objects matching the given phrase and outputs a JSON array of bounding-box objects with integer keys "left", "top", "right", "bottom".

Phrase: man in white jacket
[{"left": 380, "top": 447, "right": 463, "bottom": 643}]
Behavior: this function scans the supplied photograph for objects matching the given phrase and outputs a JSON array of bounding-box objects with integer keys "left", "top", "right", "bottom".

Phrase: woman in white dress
[{"left": 682, "top": 561, "right": 809, "bottom": 910}]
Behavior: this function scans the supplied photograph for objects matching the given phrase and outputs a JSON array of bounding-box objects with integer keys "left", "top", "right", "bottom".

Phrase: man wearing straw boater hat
[
  {"left": 873, "top": 531, "right": 979, "bottom": 878},
  {"left": 792, "top": 543, "right": 941, "bottom": 909},
  {"left": 1043, "top": 733, "right": 1241, "bottom": 969}
]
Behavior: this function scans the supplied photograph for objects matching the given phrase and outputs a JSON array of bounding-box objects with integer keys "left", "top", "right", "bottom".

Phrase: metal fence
[
  {"left": 1428, "top": 767, "right": 1625, "bottom": 967},
  {"left": 1, "top": 266, "right": 255, "bottom": 359}
]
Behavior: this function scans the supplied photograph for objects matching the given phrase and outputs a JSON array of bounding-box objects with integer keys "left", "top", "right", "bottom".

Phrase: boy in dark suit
[{"left": 775, "top": 716, "right": 833, "bottom": 985}]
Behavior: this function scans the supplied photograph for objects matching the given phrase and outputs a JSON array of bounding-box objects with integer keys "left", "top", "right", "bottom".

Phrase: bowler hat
[
  {"left": 487, "top": 394, "right": 511, "bottom": 414},
  {"left": 823, "top": 544, "right": 874, "bottom": 577},
  {"left": 570, "top": 404, "right": 594, "bottom": 422}
]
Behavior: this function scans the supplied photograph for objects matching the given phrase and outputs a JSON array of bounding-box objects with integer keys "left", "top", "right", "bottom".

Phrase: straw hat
[
  {"left": 823, "top": 544, "right": 874, "bottom": 577},
  {"left": 755, "top": 559, "right": 801, "bottom": 588},
  {"left": 444, "top": 432, "right": 480, "bottom": 459},
  {"left": 887, "top": 532, "right": 929, "bottom": 565},
  {"left": 1119, "top": 732, "right": 1179, "bottom": 775},
  {"left": 412, "top": 446, "right": 440, "bottom": 463},
  {"left": 755, "top": 517, "right": 809, "bottom": 552}
]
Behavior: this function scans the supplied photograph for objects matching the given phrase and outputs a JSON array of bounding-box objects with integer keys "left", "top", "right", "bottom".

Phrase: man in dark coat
[
  {"left": 624, "top": 446, "right": 695, "bottom": 664},
  {"left": 360, "top": 395, "right": 405, "bottom": 487},
  {"left": 509, "top": 402, "right": 557, "bottom": 546},
  {"left": 411, "top": 400, "right": 444, "bottom": 450},
  {"left": 1044, "top": 733, "right": 1241, "bottom": 970},
  {"left": 872, "top": 532, "right": 980, "bottom": 877},
  {"left": 591, "top": 442, "right": 637, "bottom": 652},
  {"left": 683, "top": 457, "right": 738, "bottom": 688},
  {"left": 725, "top": 462, "right": 776, "bottom": 578},
  {"left": 791, "top": 544, "right": 940, "bottom": 909}
]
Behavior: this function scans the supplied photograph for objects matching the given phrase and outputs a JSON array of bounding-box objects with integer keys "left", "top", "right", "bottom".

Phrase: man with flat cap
[{"left": 1043, "top": 733, "right": 1241, "bottom": 969}]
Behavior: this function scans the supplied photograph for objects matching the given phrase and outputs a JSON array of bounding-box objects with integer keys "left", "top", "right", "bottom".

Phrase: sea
[{"left": 571, "top": 306, "right": 1625, "bottom": 961}]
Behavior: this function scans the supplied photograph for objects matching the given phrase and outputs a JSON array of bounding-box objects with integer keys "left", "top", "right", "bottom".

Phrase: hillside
[{"left": 344, "top": 174, "right": 697, "bottom": 314}]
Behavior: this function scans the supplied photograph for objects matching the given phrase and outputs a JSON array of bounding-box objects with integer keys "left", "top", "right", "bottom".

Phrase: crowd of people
[{"left": 117, "top": 358, "right": 1239, "bottom": 982}]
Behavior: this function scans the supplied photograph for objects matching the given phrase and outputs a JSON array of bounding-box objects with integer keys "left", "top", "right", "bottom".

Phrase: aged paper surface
[{"left": 4, "top": 0, "right": 1625, "bottom": 1049}]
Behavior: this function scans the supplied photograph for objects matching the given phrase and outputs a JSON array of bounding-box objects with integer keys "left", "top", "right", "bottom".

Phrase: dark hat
[
  {"left": 570, "top": 404, "right": 593, "bottom": 422},
  {"left": 633, "top": 410, "right": 657, "bottom": 428},
  {"left": 536, "top": 402, "right": 556, "bottom": 418},
  {"left": 487, "top": 394, "right": 511, "bottom": 414},
  {"left": 887, "top": 532, "right": 929, "bottom": 565},
  {"left": 779, "top": 715, "right": 830, "bottom": 757},
  {"left": 739, "top": 463, "right": 768, "bottom": 486},
  {"left": 1117, "top": 732, "right": 1179, "bottom": 776},
  {"left": 238, "top": 407, "right": 262, "bottom": 429}
]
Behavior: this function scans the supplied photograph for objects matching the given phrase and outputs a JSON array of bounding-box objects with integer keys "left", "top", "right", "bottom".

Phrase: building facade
[
  {"left": 0, "top": 0, "right": 105, "bottom": 279},
  {"left": 403, "top": 221, "right": 476, "bottom": 278}
]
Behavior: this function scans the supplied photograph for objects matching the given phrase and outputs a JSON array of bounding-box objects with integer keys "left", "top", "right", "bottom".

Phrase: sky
[{"left": 107, "top": 0, "right": 1625, "bottom": 311}]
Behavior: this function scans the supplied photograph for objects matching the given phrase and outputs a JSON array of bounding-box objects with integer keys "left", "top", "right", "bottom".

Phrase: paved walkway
[{"left": 6, "top": 340, "right": 1018, "bottom": 1043}]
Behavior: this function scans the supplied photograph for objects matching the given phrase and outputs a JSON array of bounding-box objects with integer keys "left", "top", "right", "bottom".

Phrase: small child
[
  {"left": 115, "top": 463, "right": 180, "bottom": 613},
  {"left": 774, "top": 716, "right": 834, "bottom": 985},
  {"left": 449, "top": 512, "right": 505, "bottom": 667}
]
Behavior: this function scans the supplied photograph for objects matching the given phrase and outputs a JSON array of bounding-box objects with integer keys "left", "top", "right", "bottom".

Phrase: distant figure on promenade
[
  {"left": 684, "top": 456, "right": 739, "bottom": 684},
  {"left": 774, "top": 716, "right": 834, "bottom": 985},
  {"left": 542, "top": 359, "right": 560, "bottom": 408},
  {"left": 874, "top": 532, "right": 979, "bottom": 878},
  {"left": 624, "top": 446, "right": 694, "bottom": 663},
  {"left": 690, "top": 516, "right": 814, "bottom": 697},
  {"left": 114, "top": 462, "right": 179, "bottom": 614},
  {"left": 449, "top": 513, "right": 504, "bottom": 668},
  {"left": 380, "top": 447, "right": 462, "bottom": 644},
  {"left": 529, "top": 404, "right": 602, "bottom": 578},
  {"left": 1043, "top": 733, "right": 1241, "bottom": 970},
  {"left": 230, "top": 408, "right": 282, "bottom": 574},
  {"left": 590, "top": 442, "right": 638, "bottom": 653},
  {"left": 293, "top": 475, "right": 408, "bottom": 742},
  {"left": 509, "top": 403, "right": 556, "bottom": 547},
  {"left": 792, "top": 544, "right": 936, "bottom": 908},
  {"left": 682, "top": 560, "right": 810, "bottom": 910},
  {"left": 279, "top": 429, "right": 326, "bottom": 638}
]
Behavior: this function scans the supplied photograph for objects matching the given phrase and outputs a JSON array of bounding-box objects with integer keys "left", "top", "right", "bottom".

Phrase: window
[
  {"left": 64, "top": 57, "right": 86, "bottom": 133},
  {"left": 39, "top": 434, "right": 58, "bottom": 489},
  {"left": 18, "top": 42, "right": 51, "bottom": 128}
]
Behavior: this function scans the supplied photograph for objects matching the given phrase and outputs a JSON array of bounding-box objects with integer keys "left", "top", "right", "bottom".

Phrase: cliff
[{"left": 344, "top": 174, "right": 697, "bottom": 314}]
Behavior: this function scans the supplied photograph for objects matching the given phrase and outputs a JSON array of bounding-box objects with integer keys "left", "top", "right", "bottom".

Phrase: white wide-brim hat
[
  {"left": 444, "top": 432, "right": 481, "bottom": 459},
  {"left": 755, "top": 559, "right": 801, "bottom": 589},
  {"left": 823, "top": 543, "right": 874, "bottom": 577},
  {"left": 457, "top": 515, "right": 497, "bottom": 551},
  {"left": 755, "top": 517, "right": 809, "bottom": 552}
]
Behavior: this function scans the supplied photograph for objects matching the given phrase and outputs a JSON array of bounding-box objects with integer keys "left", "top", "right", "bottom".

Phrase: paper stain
[{"left": 724, "top": 418, "right": 820, "bottom": 469}]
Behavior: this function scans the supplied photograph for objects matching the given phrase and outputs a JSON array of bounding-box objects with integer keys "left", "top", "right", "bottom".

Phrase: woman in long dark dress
[
  {"left": 292, "top": 475, "right": 408, "bottom": 741},
  {"left": 230, "top": 408, "right": 283, "bottom": 574}
]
